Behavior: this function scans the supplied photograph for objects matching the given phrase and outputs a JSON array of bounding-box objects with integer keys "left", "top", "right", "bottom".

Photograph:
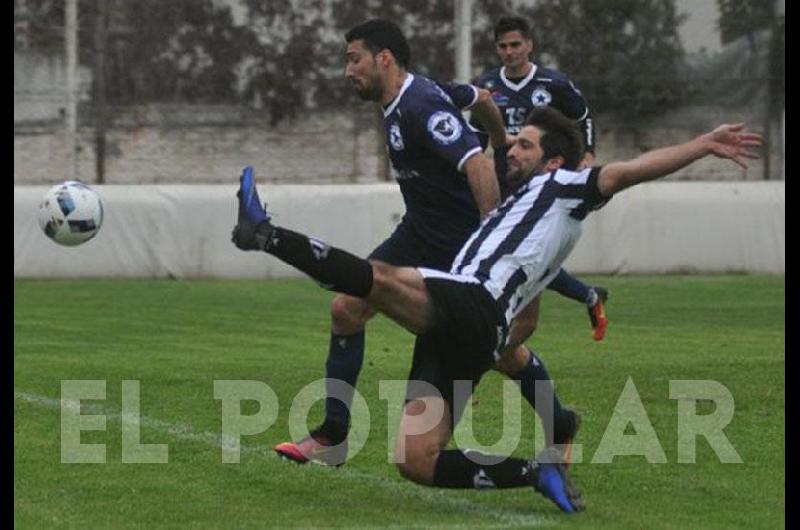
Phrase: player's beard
[
  {"left": 353, "top": 72, "right": 383, "bottom": 102},
  {"left": 506, "top": 159, "right": 545, "bottom": 193}
]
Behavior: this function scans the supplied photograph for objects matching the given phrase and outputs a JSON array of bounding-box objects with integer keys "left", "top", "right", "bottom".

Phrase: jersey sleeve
[
  {"left": 406, "top": 94, "right": 483, "bottom": 172},
  {"left": 465, "top": 72, "right": 492, "bottom": 143},
  {"left": 553, "top": 78, "right": 589, "bottom": 121},
  {"left": 580, "top": 110, "right": 596, "bottom": 154},
  {"left": 581, "top": 166, "right": 611, "bottom": 210},
  {"left": 552, "top": 78, "right": 595, "bottom": 154},
  {"left": 435, "top": 80, "right": 480, "bottom": 110},
  {"left": 553, "top": 166, "right": 612, "bottom": 217}
]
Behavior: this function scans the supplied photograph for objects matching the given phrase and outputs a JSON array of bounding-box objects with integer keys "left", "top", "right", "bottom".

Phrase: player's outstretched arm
[{"left": 597, "top": 123, "right": 762, "bottom": 197}]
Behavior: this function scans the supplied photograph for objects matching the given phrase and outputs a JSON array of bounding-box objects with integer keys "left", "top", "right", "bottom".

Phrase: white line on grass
[{"left": 15, "top": 391, "right": 552, "bottom": 528}]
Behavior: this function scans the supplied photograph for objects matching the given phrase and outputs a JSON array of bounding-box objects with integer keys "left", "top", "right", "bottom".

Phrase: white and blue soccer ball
[{"left": 37, "top": 181, "right": 104, "bottom": 246}]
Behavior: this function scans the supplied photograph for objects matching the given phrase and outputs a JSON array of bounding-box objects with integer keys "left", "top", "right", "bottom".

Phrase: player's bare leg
[
  {"left": 331, "top": 295, "right": 377, "bottom": 335},
  {"left": 495, "top": 297, "right": 581, "bottom": 469},
  {"left": 396, "top": 396, "right": 583, "bottom": 513},
  {"left": 395, "top": 397, "right": 452, "bottom": 485},
  {"left": 232, "top": 166, "right": 436, "bottom": 333}
]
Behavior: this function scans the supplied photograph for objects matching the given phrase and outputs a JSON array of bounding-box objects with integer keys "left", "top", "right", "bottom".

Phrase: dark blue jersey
[
  {"left": 382, "top": 73, "right": 484, "bottom": 257},
  {"left": 472, "top": 64, "right": 595, "bottom": 153}
]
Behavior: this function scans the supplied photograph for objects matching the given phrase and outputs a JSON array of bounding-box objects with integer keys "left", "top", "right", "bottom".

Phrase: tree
[
  {"left": 716, "top": 0, "right": 783, "bottom": 178},
  {"left": 237, "top": 0, "right": 462, "bottom": 124},
  {"left": 471, "top": 0, "right": 690, "bottom": 120},
  {"left": 15, "top": 0, "right": 251, "bottom": 104},
  {"left": 716, "top": 0, "right": 783, "bottom": 108},
  {"left": 14, "top": 0, "right": 64, "bottom": 52},
  {"left": 717, "top": 0, "right": 773, "bottom": 45},
  {"left": 16, "top": 0, "right": 696, "bottom": 125},
  {"left": 107, "top": 0, "right": 250, "bottom": 103}
]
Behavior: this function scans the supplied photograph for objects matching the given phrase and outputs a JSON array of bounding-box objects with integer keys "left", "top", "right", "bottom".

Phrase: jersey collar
[
  {"left": 500, "top": 63, "right": 538, "bottom": 92},
  {"left": 383, "top": 73, "right": 415, "bottom": 117}
]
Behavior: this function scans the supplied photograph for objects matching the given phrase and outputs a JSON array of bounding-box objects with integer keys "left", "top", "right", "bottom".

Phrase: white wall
[{"left": 15, "top": 182, "right": 784, "bottom": 279}]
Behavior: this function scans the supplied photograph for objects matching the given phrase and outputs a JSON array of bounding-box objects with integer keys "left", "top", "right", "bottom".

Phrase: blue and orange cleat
[{"left": 587, "top": 287, "right": 609, "bottom": 341}]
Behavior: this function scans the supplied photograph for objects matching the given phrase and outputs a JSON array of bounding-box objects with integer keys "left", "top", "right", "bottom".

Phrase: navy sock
[
  {"left": 511, "top": 349, "right": 568, "bottom": 446},
  {"left": 432, "top": 449, "right": 532, "bottom": 489},
  {"left": 547, "top": 268, "right": 592, "bottom": 304},
  {"left": 324, "top": 331, "right": 365, "bottom": 429}
]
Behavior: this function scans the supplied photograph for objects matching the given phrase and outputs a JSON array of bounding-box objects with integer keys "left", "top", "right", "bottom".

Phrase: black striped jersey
[
  {"left": 471, "top": 63, "right": 595, "bottom": 153},
  {"left": 420, "top": 166, "right": 611, "bottom": 334},
  {"left": 382, "top": 73, "right": 486, "bottom": 258}
]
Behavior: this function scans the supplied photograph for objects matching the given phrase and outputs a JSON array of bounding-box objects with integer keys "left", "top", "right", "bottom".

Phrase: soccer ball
[{"left": 37, "top": 181, "right": 104, "bottom": 246}]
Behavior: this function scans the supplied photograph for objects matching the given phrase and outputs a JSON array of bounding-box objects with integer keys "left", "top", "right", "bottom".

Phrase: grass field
[{"left": 14, "top": 276, "right": 784, "bottom": 528}]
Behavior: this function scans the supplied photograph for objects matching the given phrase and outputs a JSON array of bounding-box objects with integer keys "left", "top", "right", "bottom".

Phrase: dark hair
[
  {"left": 345, "top": 19, "right": 411, "bottom": 69},
  {"left": 524, "top": 107, "right": 584, "bottom": 170},
  {"left": 493, "top": 16, "right": 533, "bottom": 42}
]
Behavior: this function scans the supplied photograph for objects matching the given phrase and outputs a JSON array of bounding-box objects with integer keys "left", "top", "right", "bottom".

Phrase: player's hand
[
  {"left": 577, "top": 151, "right": 595, "bottom": 170},
  {"left": 490, "top": 133, "right": 516, "bottom": 150},
  {"left": 704, "top": 123, "right": 763, "bottom": 169}
]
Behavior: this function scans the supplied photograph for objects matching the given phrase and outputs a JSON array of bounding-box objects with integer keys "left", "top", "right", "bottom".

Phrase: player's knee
[
  {"left": 394, "top": 400, "right": 443, "bottom": 485},
  {"left": 330, "top": 295, "right": 369, "bottom": 333},
  {"left": 368, "top": 261, "right": 394, "bottom": 295},
  {"left": 495, "top": 344, "right": 530, "bottom": 375},
  {"left": 395, "top": 444, "right": 438, "bottom": 486}
]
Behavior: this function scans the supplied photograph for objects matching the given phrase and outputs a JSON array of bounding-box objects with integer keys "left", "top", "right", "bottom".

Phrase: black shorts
[{"left": 405, "top": 278, "right": 507, "bottom": 425}]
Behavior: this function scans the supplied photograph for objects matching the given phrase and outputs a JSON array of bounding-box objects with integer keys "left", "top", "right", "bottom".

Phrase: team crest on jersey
[
  {"left": 531, "top": 86, "right": 552, "bottom": 107},
  {"left": 389, "top": 123, "right": 404, "bottom": 151},
  {"left": 427, "top": 111, "right": 462, "bottom": 145}
]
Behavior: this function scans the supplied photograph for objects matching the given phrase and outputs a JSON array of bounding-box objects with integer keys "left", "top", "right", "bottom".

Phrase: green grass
[{"left": 14, "top": 276, "right": 784, "bottom": 528}]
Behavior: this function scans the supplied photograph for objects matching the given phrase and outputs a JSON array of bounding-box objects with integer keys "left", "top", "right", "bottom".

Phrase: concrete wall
[
  {"left": 14, "top": 102, "right": 782, "bottom": 185},
  {"left": 14, "top": 106, "right": 385, "bottom": 185},
  {"left": 14, "top": 51, "right": 92, "bottom": 124},
  {"left": 15, "top": 181, "right": 784, "bottom": 279}
]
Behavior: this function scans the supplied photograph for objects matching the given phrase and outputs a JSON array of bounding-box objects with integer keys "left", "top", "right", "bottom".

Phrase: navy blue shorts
[{"left": 368, "top": 221, "right": 459, "bottom": 271}]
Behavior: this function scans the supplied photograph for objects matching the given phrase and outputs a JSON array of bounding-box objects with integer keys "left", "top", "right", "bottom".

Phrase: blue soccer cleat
[
  {"left": 530, "top": 447, "right": 585, "bottom": 514},
  {"left": 239, "top": 166, "right": 269, "bottom": 225},
  {"left": 232, "top": 166, "right": 273, "bottom": 250}
]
